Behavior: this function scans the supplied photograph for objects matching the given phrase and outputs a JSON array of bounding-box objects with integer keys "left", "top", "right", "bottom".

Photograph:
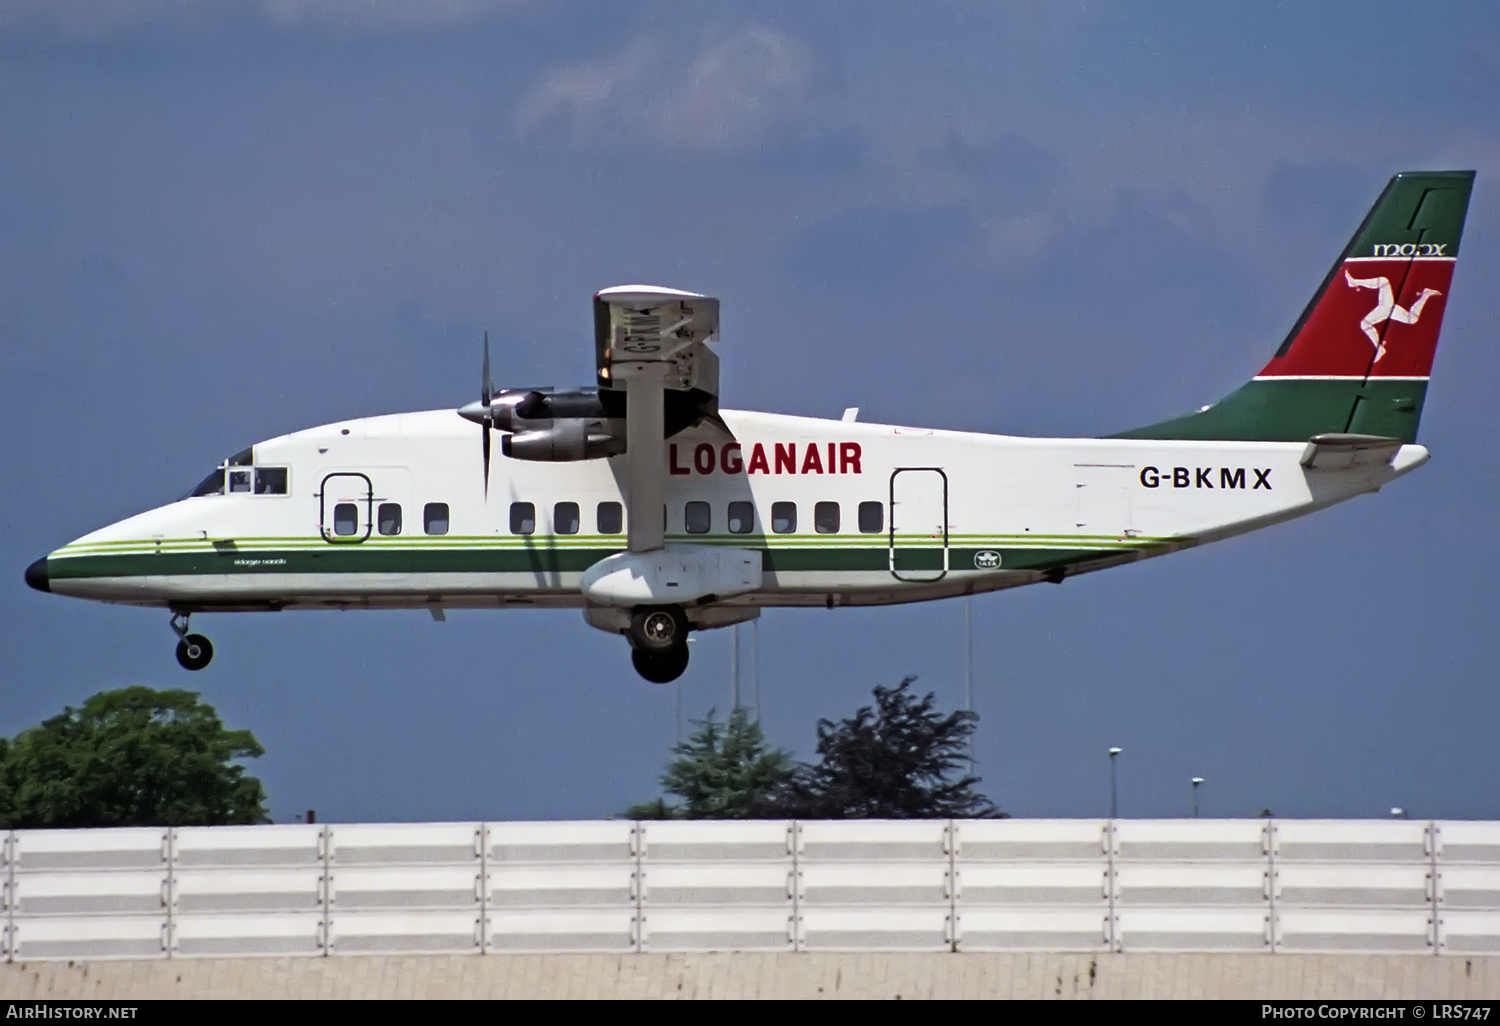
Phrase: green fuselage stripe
[{"left": 46, "top": 543, "right": 1139, "bottom": 579}]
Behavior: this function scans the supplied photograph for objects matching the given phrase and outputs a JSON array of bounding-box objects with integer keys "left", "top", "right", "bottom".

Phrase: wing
[
  {"left": 594, "top": 284, "right": 720, "bottom": 397},
  {"left": 593, "top": 285, "right": 723, "bottom": 552}
]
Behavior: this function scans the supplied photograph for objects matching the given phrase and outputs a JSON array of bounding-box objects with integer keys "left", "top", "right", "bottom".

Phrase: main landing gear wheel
[
  {"left": 169, "top": 611, "right": 213, "bottom": 671},
  {"left": 632, "top": 644, "right": 690, "bottom": 684},
  {"left": 175, "top": 634, "right": 214, "bottom": 671},
  {"left": 627, "top": 605, "right": 690, "bottom": 683},
  {"left": 628, "top": 606, "right": 687, "bottom": 654}
]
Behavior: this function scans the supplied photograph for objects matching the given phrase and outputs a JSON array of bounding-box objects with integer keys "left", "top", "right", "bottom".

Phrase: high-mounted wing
[
  {"left": 594, "top": 285, "right": 720, "bottom": 399},
  {"left": 594, "top": 286, "right": 722, "bottom": 552}
]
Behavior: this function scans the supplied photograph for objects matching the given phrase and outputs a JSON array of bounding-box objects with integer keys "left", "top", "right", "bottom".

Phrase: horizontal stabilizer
[{"left": 1299, "top": 433, "right": 1403, "bottom": 471}]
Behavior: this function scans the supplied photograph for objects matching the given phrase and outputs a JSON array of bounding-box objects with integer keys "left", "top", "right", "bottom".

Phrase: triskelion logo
[{"left": 1344, "top": 269, "right": 1442, "bottom": 362}]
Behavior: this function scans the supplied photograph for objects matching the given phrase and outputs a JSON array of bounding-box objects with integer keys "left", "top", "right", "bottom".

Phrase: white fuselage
[{"left": 42, "top": 408, "right": 1428, "bottom": 623}]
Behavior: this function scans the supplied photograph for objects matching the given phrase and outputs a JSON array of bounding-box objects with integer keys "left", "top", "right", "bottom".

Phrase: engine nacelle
[
  {"left": 486, "top": 390, "right": 545, "bottom": 432},
  {"left": 501, "top": 418, "right": 625, "bottom": 461},
  {"left": 489, "top": 388, "right": 608, "bottom": 432}
]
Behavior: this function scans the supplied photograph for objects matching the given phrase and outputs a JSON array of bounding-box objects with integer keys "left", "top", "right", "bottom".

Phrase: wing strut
[{"left": 620, "top": 363, "right": 668, "bottom": 552}]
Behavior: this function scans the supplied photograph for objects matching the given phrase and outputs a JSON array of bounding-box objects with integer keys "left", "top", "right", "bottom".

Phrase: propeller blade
[
  {"left": 471, "top": 330, "right": 497, "bottom": 498},
  {"left": 482, "top": 330, "right": 493, "bottom": 406},
  {"left": 482, "top": 420, "right": 491, "bottom": 498}
]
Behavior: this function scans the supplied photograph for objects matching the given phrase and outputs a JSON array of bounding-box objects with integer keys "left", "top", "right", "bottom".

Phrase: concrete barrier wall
[
  {"left": 12, "top": 819, "right": 1500, "bottom": 958},
  {"left": 3, "top": 953, "right": 1499, "bottom": 1000}
]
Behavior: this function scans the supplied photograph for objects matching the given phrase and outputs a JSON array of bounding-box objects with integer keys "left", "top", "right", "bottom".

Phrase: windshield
[
  {"left": 188, "top": 468, "right": 225, "bottom": 497},
  {"left": 184, "top": 447, "right": 256, "bottom": 499}
]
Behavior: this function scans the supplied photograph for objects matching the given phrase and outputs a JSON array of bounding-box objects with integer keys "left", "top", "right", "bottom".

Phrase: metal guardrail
[{"left": 2, "top": 819, "right": 1497, "bottom": 959}]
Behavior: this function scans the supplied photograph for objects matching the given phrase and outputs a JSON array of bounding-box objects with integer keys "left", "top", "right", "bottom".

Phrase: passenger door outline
[
  {"left": 889, "top": 467, "right": 948, "bottom": 582},
  {"left": 319, "top": 472, "right": 374, "bottom": 544}
]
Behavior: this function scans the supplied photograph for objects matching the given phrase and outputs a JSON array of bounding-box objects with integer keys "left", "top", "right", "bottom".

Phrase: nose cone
[{"left": 24, "top": 557, "right": 50, "bottom": 593}]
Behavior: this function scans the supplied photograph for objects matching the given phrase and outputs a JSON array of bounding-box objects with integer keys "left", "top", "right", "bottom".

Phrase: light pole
[
  {"left": 678, "top": 636, "right": 698, "bottom": 747},
  {"left": 731, "top": 623, "right": 740, "bottom": 712},
  {"left": 1108, "top": 747, "right": 1122, "bottom": 819},
  {"left": 964, "top": 596, "right": 974, "bottom": 776},
  {"left": 1192, "top": 777, "right": 1205, "bottom": 818},
  {"left": 752, "top": 619, "right": 760, "bottom": 722}
]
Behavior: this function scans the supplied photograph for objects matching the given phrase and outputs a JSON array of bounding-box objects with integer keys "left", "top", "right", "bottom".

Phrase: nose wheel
[
  {"left": 170, "top": 612, "right": 214, "bottom": 671},
  {"left": 176, "top": 635, "right": 214, "bottom": 671}
]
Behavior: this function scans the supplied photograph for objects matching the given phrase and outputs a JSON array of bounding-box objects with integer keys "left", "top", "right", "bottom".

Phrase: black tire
[
  {"left": 628, "top": 606, "right": 688, "bottom": 654},
  {"left": 632, "top": 644, "right": 689, "bottom": 684},
  {"left": 175, "top": 634, "right": 214, "bottom": 671}
]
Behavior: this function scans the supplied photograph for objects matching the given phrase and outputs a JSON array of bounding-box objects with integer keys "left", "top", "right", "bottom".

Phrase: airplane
[{"left": 24, "top": 170, "right": 1474, "bottom": 684}]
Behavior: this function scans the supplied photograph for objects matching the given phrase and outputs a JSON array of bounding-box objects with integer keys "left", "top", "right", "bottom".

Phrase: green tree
[
  {"left": 776, "top": 677, "right": 1002, "bottom": 819},
  {"left": 0, "top": 686, "right": 269, "bottom": 828},
  {"left": 626, "top": 707, "right": 794, "bottom": 820},
  {"left": 0, "top": 737, "right": 12, "bottom": 825}
]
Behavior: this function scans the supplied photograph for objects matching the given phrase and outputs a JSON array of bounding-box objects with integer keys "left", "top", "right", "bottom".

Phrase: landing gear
[
  {"left": 629, "top": 606, "right": 688, "bottom": 653},
  {"left": 170, "top": 612, "right": 214, "bottom": 671},
  {"left": 632, "top": 645, "right": 690, "bottom": 684},
  {"left": 176, "top": 636, "right": 214, "bottom": 671},
  {"left": 627, "top": 605, "right": 689, "bottom": 683}
]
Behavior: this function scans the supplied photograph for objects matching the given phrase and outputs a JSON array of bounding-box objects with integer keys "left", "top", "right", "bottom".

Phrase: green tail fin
[{"left": 1112, "top": 170, "right": 1474, "bottom": 443}]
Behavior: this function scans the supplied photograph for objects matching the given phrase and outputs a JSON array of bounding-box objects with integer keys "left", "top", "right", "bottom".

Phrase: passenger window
[
  {"left": 815, "top": 501, "right": 841, "bottom": 534},
  {"left": 229, "top": 469, "right": 252, "bottom": 493},
  {"left": 597, "top": 501, "right": 623, "bottom": 535},
  {"left": 377, "top": 503, "right": 402, "bottom": 536},
  {"left": 333, "top": 503, "right": 358, "bottom": 536},
  {"left": 771, "top": 501, "right": 797, "bottom": 534},
  {"left": 254, "top": 467, "right": 288, "bottom": 495},
  {"left": 424, "top": 502, "right": 450, "bottom": 536},
  {"left": 685, "top": 500, "right": 711, "bottom": 534},
  {"left": 727, "top": 500, "right": 754, "bottom": 534},
  {"left": 859, "top": 500, "right": 885, "bottom": 534},
  {"left": 554, "top": 501, "right": 580, "bottom": 535},
  {"left": 509, "top": 502, "right": 534, "bottom": 536}
]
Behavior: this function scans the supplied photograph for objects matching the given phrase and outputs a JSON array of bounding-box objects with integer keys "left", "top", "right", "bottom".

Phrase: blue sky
[{"left": 4, "top": 1, "right": 1499, "bottom": 824}]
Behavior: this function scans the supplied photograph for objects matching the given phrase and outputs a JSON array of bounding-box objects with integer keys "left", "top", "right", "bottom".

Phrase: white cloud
[{"left": 515, "top": 27, "right": 817, "bottom": 154}]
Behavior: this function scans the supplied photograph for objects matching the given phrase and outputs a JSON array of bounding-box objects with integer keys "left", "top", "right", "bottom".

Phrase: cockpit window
[
  {"left": 254, "top": 468, "right": 288, "bottom": 495},
  {"left": 185, "top": 447, "right": 288, "bottom": 499}
]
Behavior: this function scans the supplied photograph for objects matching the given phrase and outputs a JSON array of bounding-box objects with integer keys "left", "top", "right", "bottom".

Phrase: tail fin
[{"left": 1113, "top": 170, "right": 1474, "bottom": 442}]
